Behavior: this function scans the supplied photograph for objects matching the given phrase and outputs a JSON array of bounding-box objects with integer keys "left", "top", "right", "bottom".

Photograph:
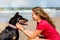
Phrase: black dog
[{"left": 0, "top": 12, "right": 28, "bottom": 40}]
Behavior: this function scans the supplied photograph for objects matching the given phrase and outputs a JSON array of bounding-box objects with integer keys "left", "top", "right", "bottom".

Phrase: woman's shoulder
[{"left": 39, "top": 19, "right": 48, "bottom": 25}]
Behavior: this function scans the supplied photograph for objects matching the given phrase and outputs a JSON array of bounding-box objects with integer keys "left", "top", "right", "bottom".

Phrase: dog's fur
[{"left": 0, "top": 12, "right": 28, "bottom": 40}]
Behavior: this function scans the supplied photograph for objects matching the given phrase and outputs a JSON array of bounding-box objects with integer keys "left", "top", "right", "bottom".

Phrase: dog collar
[{"left": 8, "top": 24, "right": 17, "bottom": 29}]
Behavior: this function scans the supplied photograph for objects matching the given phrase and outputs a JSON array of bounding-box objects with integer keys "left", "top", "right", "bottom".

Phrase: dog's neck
[{"left": 8, "top": 24, "right": 17, "bottom": 29}]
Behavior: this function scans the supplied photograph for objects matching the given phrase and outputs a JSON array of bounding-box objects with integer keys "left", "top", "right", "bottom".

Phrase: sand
[{"left": 0, "top": 17, "right": 60, "bottom": 40}]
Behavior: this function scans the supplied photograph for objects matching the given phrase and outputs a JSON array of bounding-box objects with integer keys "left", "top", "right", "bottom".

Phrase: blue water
[{"left": 0, "top": 10, "right": 60, "bottom": 22}]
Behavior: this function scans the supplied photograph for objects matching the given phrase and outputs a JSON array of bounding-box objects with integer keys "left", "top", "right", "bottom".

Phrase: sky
[{"left": 0, "top": 0, "right": 60, "bottom": 7}]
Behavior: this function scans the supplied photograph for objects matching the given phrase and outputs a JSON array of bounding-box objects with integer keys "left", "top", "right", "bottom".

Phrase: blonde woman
[{"left": 16, "top": 7, "right": 60, "bottom": 40}]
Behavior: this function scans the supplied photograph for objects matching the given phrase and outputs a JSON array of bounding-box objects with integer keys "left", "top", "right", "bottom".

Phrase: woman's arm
[
  {"left": 16, "top": 23, "right": 42, "bottom": 39},
  {"left": 23, "top": 29, "right": 41, "bottom": 39}
]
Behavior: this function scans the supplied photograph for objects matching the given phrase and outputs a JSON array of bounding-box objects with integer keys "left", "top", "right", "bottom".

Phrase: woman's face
[{"left": 32, "top": 11, "right": 39, "bottom": 21}]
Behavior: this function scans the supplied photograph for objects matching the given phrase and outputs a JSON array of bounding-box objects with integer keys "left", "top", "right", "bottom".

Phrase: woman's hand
[{"left": 16, "top": 23, "right": 24, "bottom": 30}]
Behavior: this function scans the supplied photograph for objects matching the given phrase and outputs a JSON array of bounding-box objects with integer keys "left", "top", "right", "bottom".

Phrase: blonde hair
[{"left": 32, "top": 7, "right": 55, "bottom": 28}]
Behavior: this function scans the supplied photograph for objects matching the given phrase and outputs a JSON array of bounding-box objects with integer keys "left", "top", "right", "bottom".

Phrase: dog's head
[{"left": 9, "top": 12, "right": 28, "bottom": 26}]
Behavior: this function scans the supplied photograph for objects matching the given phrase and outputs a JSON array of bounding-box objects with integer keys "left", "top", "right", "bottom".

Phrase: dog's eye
[{"left": 17, "top": 20, "right": 19, "bottom": 23}]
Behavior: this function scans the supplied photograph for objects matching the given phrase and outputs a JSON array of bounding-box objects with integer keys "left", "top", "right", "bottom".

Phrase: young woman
[{"left": 16, "top": 7, "right": 60, "bottom": 40}]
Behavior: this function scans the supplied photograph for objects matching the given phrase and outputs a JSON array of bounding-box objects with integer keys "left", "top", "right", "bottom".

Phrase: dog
[{"left": 0, "top": 12, "right": 28, "bottom": 40}]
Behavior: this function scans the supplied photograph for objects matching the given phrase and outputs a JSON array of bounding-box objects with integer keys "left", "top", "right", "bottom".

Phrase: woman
[{"left": 16, "top": 7, "right": 60, "bottom": 40}]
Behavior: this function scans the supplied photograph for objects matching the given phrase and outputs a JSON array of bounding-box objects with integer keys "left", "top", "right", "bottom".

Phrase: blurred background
[{"left": 0, "top": 0, "right": 60, "bottom": 40}]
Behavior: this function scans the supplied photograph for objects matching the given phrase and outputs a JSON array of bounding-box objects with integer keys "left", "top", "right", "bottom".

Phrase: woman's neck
[{"left": 37, "top": 18, "right": 42, "bottom": 23}]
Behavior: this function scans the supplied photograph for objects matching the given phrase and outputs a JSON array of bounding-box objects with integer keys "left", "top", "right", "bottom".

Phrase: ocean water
[
  {"left": 0, "top": 10, "right": 32, "bottom": 22},
  {"left": 0, "top": 9, "right": 60, "bottom": 22}
]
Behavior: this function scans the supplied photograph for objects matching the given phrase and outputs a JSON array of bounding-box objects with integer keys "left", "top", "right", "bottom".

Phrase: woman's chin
[{"left": 33, "top": 19, "right": 36, "bottom": 21}]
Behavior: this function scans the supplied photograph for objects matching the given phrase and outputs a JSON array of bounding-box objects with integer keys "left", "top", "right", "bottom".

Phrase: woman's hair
[{"left": 32, "top": 7, "right": 55, "bottom": 28}]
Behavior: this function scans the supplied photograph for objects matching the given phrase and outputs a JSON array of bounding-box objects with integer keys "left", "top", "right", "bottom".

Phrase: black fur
[{"left": 0, "top": 12, "right": 28, "bottom": 40}]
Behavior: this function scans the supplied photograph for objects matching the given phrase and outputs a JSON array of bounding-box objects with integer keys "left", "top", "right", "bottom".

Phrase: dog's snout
[{"left": 19, "top": 19, "right": 28, "bottom": 25}]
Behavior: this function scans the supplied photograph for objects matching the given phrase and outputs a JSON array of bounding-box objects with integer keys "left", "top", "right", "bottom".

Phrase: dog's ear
[{"left": 14, "top": 12, "right": 19, "bottom": 17}]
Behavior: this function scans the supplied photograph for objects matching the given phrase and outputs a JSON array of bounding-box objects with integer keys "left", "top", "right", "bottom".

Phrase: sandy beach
[{"left": 0, "top": 17, "right": 60, "bottom": 40}]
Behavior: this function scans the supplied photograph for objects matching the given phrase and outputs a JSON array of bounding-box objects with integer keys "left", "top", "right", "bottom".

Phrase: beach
[
  {"left": 0, "top": 10, "right": 60, "bottom": 40},
  {"left": 0, "top": 17, "right": 60, "bottom": 40}
]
